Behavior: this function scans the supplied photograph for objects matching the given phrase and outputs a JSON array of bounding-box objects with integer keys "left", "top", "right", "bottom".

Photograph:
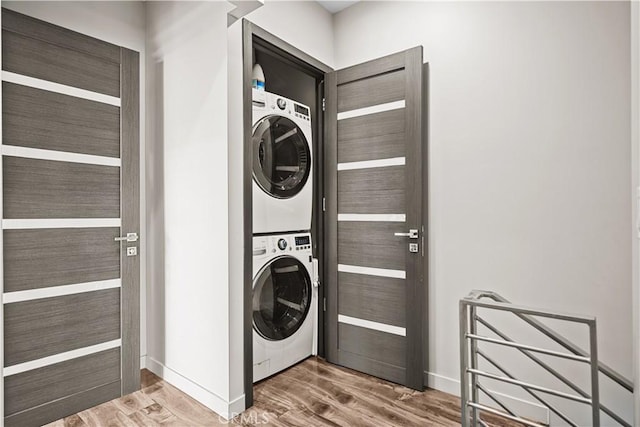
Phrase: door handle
[
  {"left": 394, "top": 229, "right": 419, "bottom": 239},
  {"left": 115, "top": 232, "right": 139, "bottom": 242}
]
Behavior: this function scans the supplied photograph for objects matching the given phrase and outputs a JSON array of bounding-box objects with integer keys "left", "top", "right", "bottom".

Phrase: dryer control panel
[{"left": 252, "top": 89, "right": 311, "bottom": 124}]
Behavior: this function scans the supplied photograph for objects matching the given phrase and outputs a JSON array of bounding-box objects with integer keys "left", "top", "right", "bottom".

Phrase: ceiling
[{"left": 316, "top": 1, "right": 360, "bottom": 14}]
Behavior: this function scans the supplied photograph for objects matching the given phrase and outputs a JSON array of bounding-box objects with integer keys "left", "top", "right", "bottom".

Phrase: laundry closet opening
[
  {"left": 240, "top": 21, "right": 333, "bottom": 407},
  {"left": 238, "top": 20, "right": 427, "bottom": 410}
]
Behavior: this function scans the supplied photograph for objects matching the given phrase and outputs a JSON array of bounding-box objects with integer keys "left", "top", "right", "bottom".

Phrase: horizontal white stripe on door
[
  {"left": 3, "top": 339, "right": 122, "bottom": 377},
  {"left": 337, "top": 156, "right": 405, "bottom": 171},
  {"left": 2, "top": 145, "right": 121, "bottom": 167},
  {"left": 338, "top": 314, "right": 406, "bottom": 337},
  {"left": 3, "top": 279, "right": 121, "bottom": 304},
  {"left": 338, "top": 264, "right": 406, "bottom": 279},
  {"left": 2, "top": 71, "right": 121, "bottom": 107},
  {"left": 338, "top": 214, "right": 406, "bottom": 222},
  {"left": 337, "top": 100, "right": 405, "bottom": 121},
  {"left": 2, "top": 218, "right": 121, "bottom": 230}
]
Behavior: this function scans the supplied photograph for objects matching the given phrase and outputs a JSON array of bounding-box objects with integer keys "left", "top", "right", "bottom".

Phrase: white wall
[
  {"left": 147, "top": 0, "right": 333, "bottom": 417},
  {"left": 145, "top": 0, "right": 239, "bottom": 418},
  {"left": 334, "top": 1, "right": 633, "bottom": 423},
  {"left": 1, "top": 0, "right": 149, "bottom": 375},
  {"left": 632, "top": 1, "right": 640, "bottom": 424},
  {"left": 246, "top": 0, "right": 334, "bottom": 67}
]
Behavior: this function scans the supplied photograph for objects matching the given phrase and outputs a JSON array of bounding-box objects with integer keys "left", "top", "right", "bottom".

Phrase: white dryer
[
  {"left": 252, "top": 90, "right": 313, "bottom": 234},
  {"left": 252, "top": 232, "right": 318, "bottom": 382}
]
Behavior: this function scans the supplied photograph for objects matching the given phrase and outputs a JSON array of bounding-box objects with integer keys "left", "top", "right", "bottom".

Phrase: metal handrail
[{"left": 459, "top": 290, "right": 632, "bottom": 427}]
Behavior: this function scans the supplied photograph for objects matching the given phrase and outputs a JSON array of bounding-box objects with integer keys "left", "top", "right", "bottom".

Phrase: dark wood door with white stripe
[
  {"left": 1, "top": 8, "right": 140, "bottom": 426},
  {"left": 325, "top": 47, "right": 425, "bottom": 390}
]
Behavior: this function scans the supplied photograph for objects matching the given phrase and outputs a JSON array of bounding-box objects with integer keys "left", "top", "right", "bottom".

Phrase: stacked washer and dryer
[{"left": 251, "top": 89, "right": 318, "bottom": 382}]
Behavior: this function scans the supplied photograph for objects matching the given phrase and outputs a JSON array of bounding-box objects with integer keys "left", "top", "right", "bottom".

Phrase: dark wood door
[
  {"left": 325, "top": 47, "right": 425, "bottom": 390},
  {"left": 1, "top": 8, "right": 140, "bottom": 426}
]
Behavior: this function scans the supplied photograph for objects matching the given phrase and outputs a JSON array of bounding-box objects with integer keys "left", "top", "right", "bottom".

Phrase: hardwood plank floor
[{"left": 45, "top": 357, "right": 520, "bottom": 426}]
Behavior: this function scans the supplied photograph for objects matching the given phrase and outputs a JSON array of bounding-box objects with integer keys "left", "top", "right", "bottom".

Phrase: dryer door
[
  {"left": 252, "top": 115, "right": 311, "bottom": 199},
  {"left": 253, "top": 256, "right": 312, "bottom": 341}
]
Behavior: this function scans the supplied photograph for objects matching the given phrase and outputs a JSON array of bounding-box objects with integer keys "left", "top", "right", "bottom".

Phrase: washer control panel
[{"left": 253, "top": 233, "right": 312, "bottom": 255}]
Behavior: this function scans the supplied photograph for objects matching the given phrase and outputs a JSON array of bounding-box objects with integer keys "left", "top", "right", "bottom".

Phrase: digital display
[
  {"left": 294, "top": 104, "right": 309, "bottom": 117},
  {"left": 295, "top": 236, "right": 310, "bottom": 246}
]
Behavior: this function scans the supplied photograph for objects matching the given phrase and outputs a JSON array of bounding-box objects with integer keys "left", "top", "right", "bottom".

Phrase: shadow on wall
[{"left": 147, "top": 59, "right": 166, "bottom": 366}]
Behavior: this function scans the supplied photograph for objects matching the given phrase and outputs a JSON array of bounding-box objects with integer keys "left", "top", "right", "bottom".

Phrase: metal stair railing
[{"left": 459, "top": 290, "right": 633, "bottom": 427}]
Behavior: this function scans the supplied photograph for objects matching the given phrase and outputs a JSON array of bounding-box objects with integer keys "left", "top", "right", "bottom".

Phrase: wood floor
[{"left": 45, "top": 357, "right": 518, "bottom": 426}]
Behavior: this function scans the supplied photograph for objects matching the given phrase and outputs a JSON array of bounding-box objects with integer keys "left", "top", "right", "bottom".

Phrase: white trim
[
  {"left": 144, "top": 356, "right": 244, "bottom": 420},
  {"left": 2, "top": 71, "right": 121, "bottom": 107},
  {"left": 338, "top": 156, "right": 405, "bottom": 171},
  {"left": 3, "top": 279, "right": 121, "bottom": 304},
  {"left": 424, "top": 371, "right": 550, "bottom": 425},
  {"left": 338, "top": 263, "right": 406, "bottom": 279},
  {"left": 3, "top": 339, "right": 121, "bottom": 377},
  {"left": 337, "top": 100, "right": 405, "bottom": 121},
  {"left": 2, "top": 218, "right": 121, "bottom": 230},
  {"left": 338, "top": 214, "right": 405, "bottom": 222},
  {"left": 338, "top": 314, "right": 406, "bottom": 336},
  {"left": 2, "top": 145, "right": 121, "bottom": 167}
]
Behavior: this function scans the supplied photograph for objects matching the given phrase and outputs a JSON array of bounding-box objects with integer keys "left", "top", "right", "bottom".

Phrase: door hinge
[
  {"left": 322, "top": 98, "right": 326, "bottom": 112},
  {"left": 323, "top": 297, "right": 327, "bottom": 312},
  {"left": 322, "top": 197, "right": 326, "bottom": 212}
]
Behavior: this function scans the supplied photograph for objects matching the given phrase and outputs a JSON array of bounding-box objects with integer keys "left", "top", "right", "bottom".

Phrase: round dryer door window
[
  {"left": 253, "top": 256, "right": 311, "bottom": 341},
  {"left": 253, "top": 116, "right": 311, "bottom": 199}
]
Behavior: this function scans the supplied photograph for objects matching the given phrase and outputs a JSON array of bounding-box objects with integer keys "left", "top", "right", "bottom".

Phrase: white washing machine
[
  {"left": 252, "top": 232, "right": 318, "bottom": 382},
  {"left": 252, "top": 90, "right": 313, "bottom": 234}
]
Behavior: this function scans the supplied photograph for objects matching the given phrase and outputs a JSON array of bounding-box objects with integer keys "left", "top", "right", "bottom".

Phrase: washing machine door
[
  {"left": 253, "top": 256, "right": 312, "bottom": 341},
  {"left": 252, "top": 115, "right": 311, "bottom": 199}
]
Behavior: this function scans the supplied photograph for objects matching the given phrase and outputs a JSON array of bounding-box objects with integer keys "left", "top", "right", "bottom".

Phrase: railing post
[
  {"left": 470, "top": 305, "right": 479, "bottom": 426},
  {"left": 589, "top": 320, "right": 600, "bottom": 426},
  {"left": 460, "top": 300, "right": 470, "bottom": 427}
]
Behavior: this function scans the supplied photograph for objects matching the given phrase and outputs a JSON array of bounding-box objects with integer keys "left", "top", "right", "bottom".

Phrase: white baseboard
[
  {"left": 143, "top": 356, "right": 245, "bottom": 420},
  {"left": 425, "top": 371, "right": 550, "bottom": 425}
]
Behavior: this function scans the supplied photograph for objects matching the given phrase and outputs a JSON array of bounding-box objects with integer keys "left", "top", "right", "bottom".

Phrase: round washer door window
[
  {"left": 253, "top": 256, "right": 311, "bottom": 341},
  {"left": 252, "top": 115, "right": 311, "bottom": 199}
]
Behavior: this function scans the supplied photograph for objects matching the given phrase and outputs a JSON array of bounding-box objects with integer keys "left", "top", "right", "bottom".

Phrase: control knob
[{"left": 277, "top": 239, "right": 287, "bottom": 250}]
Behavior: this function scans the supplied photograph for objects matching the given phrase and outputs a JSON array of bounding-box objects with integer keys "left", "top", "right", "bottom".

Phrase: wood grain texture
[
  {"left": 337, "top": 49, "right": 406, "bottom": 86},
  {"left": 338, "top": 349, "right": 406, "bottom": 386},
  {"left": 3, "top": 227, "right": 120, "bottom": 292},
  {"left": 338, "top": 109, "right": 405, "bottom": 163},
  {"left": 44, "top": 361, "right": 524, "bottom": 427},
  {"left": 5, "top": 381, "right": 121, "bottom": 427},
  {"left": 338, "top": 272, "right": 406, "bottom": 327},
  {"left": 338, "top": 165, "right": 405, "bottom": 215},
  {"left": 2, "top": 82, "right": 120, "bottom": 157},
  {"left": 2, "top": 30, "right": 120, "bottom": 97},
  {"left": 4, "top": 348, "right": 120, "bottom": 416},
  {"left": 243, "top": 20, "right": 255, "bottom": 407},
  {"left": 324, "top": 70, "right": 339, "bottom": 364},
  {"left": 3, "top": 156, "right": 120, "bottom": 218},
  {"left": 4, "top": 288, "right": 120, "bottom": 366},
  {"left": 403, "top": 46, "right": 425, "bottom": 391},
  {"left": 120, "top": 47, "right": 141, "bottom": 396},
  {"left": 2, "top": 8, "right": 120, "bottom": 64},
  {"left": 338, "top": 221, "right": 406, "bottom": 271},
  {"left": 339, "top": 323, "right": 406, "bottom": 369},
  {"left": 337, "top": 69, "right": 405, "bottom": 113}
]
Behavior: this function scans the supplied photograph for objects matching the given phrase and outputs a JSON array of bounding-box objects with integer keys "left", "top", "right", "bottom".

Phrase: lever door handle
[
  {"left": 115, "top": 232, "right": 139, "bottom": 242},
  {"left": 394, "top": 229, "right": 419, "bottom": 239}
]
